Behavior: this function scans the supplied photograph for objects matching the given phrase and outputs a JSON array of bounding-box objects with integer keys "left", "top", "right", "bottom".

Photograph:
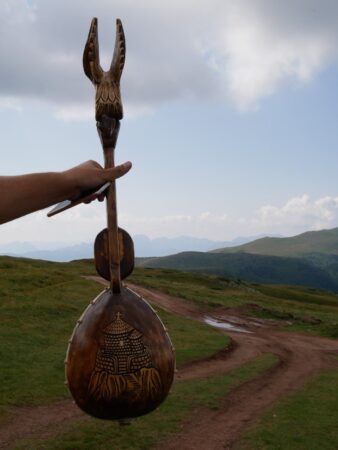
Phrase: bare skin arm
[{"left": 0, "top": 160, "right": 132, "bottom": 224}]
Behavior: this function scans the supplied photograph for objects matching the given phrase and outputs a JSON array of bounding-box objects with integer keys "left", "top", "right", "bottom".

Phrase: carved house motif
[{"left": 89, "top": 312, "right": 162, "bottom": 401}]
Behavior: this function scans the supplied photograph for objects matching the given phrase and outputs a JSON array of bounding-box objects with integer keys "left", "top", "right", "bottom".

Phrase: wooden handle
[{"left": 97, "top": 117, "right": 121, "bottom": 292}]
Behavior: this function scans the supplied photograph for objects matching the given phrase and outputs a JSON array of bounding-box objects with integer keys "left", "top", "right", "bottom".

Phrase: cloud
[
  {"left": 0, "top": 206, "right": 230, "bottom": 244},
  {"left": 1, "top": 0, "right": 338, "bottom": 118},
  {"left": 214, "top": 1, "right": 338, "bottom": 110},
  {"left": 253, "top": 194, "right": 338, "bottom": 233},
  {"left": 1, "top": 194, "right": 338, "bottom": 244},
  {"left": 118, "top": 196, "right": 338, "bottom": 238},
  {"left": 0, "top": 203, "right": 106, "bottom": 245},
  {"left": 0, "top": 96, "right": 23, "bottom": 112}
]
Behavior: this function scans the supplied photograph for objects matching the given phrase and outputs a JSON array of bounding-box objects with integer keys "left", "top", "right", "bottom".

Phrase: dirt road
[
  {"left": 128, "top": 283, "right": 338, "bottom": 450},
  {"left": 1, "top": 280, "right": 338, "bottom": 450}
]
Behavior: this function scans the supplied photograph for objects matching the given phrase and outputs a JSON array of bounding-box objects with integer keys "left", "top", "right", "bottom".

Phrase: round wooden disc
[{"left": 94, "top": 228, "right": 134, "bottom": 281}]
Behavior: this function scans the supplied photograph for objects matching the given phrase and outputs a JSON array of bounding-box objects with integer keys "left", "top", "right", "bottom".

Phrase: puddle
[{"left": 204, "top": 316, "right": 252, "bottom": 333}]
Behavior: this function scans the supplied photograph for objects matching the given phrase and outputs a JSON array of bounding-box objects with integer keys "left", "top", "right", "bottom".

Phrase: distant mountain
[
  {"left": 4, "top": 228, "right": 338, "bottom": 292},
  {"left": 0, "top": 242, "right": 38, "bottom": 254},
  {"left": 132, "top": 234, "right": 271, "bottom": 257},
  {"left": 135, "top": 227, "right": 338, "bottom": 292},
  {"left": 15, "top": 243, "right": 94, "bottom": 262},
  {"left": 0, "top": 234, "right": 275, "bottom": 261},
  {"left": 211, "top": 227, "right": 338, "bottom": 257},
  {"left": 136, "top": 251, "right": 338, "bottom": 292}
]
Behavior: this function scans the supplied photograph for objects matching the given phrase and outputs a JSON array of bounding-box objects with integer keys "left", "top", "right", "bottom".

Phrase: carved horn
[
  {"left": 110, "top": 19, "right": 126, "bottom": 82},
  {"left": 83, "top": 17, "right": 103, "bottom": 84}
]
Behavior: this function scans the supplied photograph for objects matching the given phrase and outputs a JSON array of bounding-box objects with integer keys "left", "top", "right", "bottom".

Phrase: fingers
[
  {"left": 84, "top": 193, "right": 98, "bottom": 204},
  {"left": 104, "top": 161, "right": 132, "bottom": 181},
  {"left": 86, "top": 162, "right": 131, "bottom": 205},
  {"left": 73, "top": 160, "right": 103, "bottom": 171},
  {"left": 66, "top": 160, "right": 132, "bottom": 204},
  {"left": 89, "top": 160, "right": 102, "bottom": 169}
]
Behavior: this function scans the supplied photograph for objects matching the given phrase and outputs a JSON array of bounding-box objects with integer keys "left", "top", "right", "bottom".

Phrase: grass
[
  {"left": 129, "top": 267, "right": 257, "bottom": 310},
  {"left": 2, "top": 257, "right": 338, "bottom": 449},
  {"left": 13, "top": 353, "right": 278, "bottom": 450},
  {"left": 155, "top": 308, "right": 229, "bottom": 366},
  {"left": 0, "top": 257, "right": 229, "bottom": 418},
  {"left": 0, "top": 257, "right": 98, "bottom": 415},
  {"left": 238, "top": 368, "right": 338, "bottom": 450},
  {"left": 129, "top": 267, "right": 338, "bottom": 339},
  {"left": 137, "top": 251, "right": 338, "bottom": 292}
]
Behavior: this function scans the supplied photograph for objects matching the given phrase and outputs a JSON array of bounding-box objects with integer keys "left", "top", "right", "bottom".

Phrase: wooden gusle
[{"left": 65, "top": 18, "right": 175, "bottom": 421}]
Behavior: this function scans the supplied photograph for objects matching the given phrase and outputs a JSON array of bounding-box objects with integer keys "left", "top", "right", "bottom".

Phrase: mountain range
[
  {"left": 137, "top": 227, "right": 338, "bottom": 293},
  {"left": 211, "top": 227, "right": 338, "bottom": 257},
  {"left": 3, "top": 227, "right": 338, "bottom": 293},
  {"left": 0, "top": 234, "right": 273, "bottom": 261}
]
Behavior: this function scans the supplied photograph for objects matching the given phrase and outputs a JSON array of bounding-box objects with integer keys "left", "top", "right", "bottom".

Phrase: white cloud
[
  {"left": 54, "top": 104, "right": 93, "bottom": 122},
  {"left": 119, "top": 196, "right": 338, "bottom": 239},
  {"left": 0, "top": 207, "right": 230, "bottom": 244},
  {"left": 1, "top": 194, "right": 338, "bottom": 244},
  {"left": 215, "top": 5, "right": 336, "bottom": 110},
  {"left": 253, "top": 194, "right": 338, "bottom": 233},
  {"left": 1, "top": 0, "right": 338, "bottom": 118},
  {"left": 0, "top": 203, "right": 106, "bottom": 245},
  {"left": 0, "top": 96, "right": 23, "bottom": 112}
]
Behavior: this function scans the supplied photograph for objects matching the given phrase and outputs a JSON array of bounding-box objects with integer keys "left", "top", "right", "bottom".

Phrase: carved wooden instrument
[{"left": 65, "top": 18, "right": 175, "bottom": 421}]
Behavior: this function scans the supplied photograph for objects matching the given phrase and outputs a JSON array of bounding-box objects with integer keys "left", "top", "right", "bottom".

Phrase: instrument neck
[{"left": 97, "top": 117, "right": 121, "bottom": 293}]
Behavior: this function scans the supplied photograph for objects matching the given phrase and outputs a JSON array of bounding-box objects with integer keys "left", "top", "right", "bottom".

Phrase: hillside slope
[
  {"left": 136, "top": 251, "right": 338, "bottom": 292},
  {"left": 211, "top": 227, "right": 338, "bottom": 257}
]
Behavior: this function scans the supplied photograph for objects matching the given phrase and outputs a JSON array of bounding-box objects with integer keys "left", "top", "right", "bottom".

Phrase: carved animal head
[{"left": 83, "top": 18, "right": 126, "bottom": 121}]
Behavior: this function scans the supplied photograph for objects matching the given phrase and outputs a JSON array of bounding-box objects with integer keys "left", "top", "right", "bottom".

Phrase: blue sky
[{"left": 1, "top": 0, "right": 338, "bottom": 244}]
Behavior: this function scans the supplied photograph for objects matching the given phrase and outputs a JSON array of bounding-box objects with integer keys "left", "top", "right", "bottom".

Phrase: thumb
[{"left": 104, "top": 161, "right": 132, "bottom": 181}]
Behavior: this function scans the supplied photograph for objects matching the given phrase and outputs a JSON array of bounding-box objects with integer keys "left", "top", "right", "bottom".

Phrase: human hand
[{"left": 64, "top": 160, "right": 132, "bottom": 201}]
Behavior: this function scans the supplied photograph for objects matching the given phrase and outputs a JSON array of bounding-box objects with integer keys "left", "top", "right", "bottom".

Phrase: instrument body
[{"left": 66, "top": 287, "right": 175, "bottom": 419}]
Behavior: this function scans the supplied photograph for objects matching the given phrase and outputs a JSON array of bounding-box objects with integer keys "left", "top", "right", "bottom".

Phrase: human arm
[{"left": 0, "top": 159, "right": 132, "bottom": 224}]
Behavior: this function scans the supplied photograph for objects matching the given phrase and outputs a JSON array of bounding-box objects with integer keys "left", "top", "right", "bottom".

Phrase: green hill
[
  {"left": 136, "top": 251, "right": 338, "bottom": 292},
  {"left": 211, "top": 227, "right": 338, "bottom": 257}
]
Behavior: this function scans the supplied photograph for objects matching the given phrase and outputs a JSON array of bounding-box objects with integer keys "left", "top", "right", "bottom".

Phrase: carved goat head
[{"left": 83, "top": 18, "right": 125, "bottom": 121}]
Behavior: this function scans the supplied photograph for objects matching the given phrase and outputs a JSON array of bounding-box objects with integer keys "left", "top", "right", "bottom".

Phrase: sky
[{"left": 1, "top": 0, "right": 338, "bottom": 245}]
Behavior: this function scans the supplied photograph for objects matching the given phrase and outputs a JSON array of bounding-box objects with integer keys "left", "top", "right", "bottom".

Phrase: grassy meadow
[
  {"left": 1, "top": 256, "right": 338, "bottom": 449},
  {"left": 238, "top": 369, "right": 338, "bottom": 450},
  {"left": 130, "top": 267, "right": 338, "bottom": 338},
  {"left": 0, "top": 257, "right": 229, "bottom": 418}
]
